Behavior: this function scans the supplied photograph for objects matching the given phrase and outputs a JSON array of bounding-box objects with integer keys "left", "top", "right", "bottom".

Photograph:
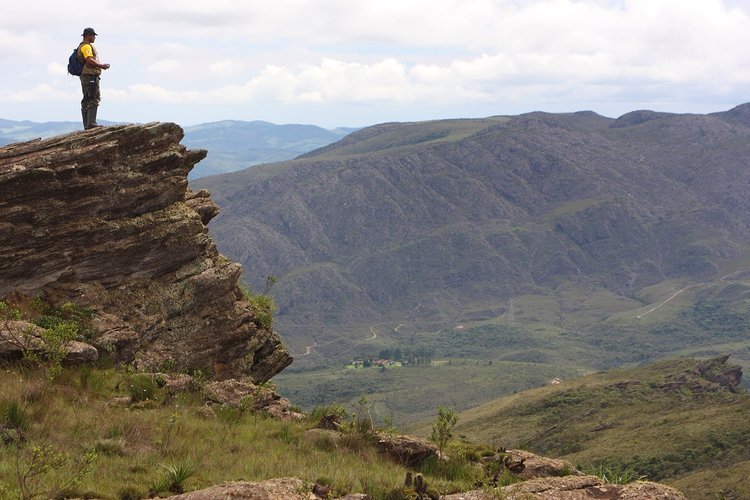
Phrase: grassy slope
[
  {"left": 1, "top": 364, "right": 474, "bottom": 499},
  {"left": 408, "top": 358, "right": 750, "bottom": 500}
]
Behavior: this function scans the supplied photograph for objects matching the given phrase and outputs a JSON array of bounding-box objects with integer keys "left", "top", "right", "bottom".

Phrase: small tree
[
  {"left": 429, "top": 405, "right": 458, "bottom": 457},
  {"left": 13, "top": 443, "right": 96, "bottom": 500}
]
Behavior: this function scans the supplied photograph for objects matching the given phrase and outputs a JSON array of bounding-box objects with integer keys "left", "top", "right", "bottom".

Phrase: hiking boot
[{"left": 85, "top": 107, "right": 100, "bottom": 129}]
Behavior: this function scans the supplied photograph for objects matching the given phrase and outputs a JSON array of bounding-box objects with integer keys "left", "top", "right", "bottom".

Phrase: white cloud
[
  {"left": 108, "top": 84, "right": 202, "bottom": 104},
  {"left": 147, "top": 59, "right": 182, "bottom": 73},
  {"left": 209, "top": 60, "right": 244, "bottom": 78},
  {"left": 47, "top": 62, "right": 67, "bottom": 76},
  {"left": 0, "top": 84, "right": 75, "bottom": 102},
  {"left": 1, "top": 0, "right": 750, "bottom": 123}
]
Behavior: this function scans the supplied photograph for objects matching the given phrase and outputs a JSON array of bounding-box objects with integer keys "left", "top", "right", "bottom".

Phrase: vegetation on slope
[
  {"left": 0, "top": 296, "right": 516, "bottom": 500},
  {"left": 197, "top": 106, "right": 750, "bottom": 346},
  {"left": 423, "top": 357, "right": 749, "bottom": 500},
  {"left": 0, "top": 362, "right": 490, "bottom": 499},
  {"left": 273, "top": 276, "right": 750, "bottom": 426},
  {"left": 196, "top": 106, "right": 750, "bottom": 423}
]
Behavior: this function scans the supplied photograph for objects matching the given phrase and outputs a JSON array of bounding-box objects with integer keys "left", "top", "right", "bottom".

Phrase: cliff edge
[{"left": 0, "top": 122, "right": 291, "bottom": 381}]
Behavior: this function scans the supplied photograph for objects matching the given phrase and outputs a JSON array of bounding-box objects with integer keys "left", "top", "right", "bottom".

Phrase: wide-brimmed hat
[{"left": 82, "top": 27, "right": 98, "bottom": 36}]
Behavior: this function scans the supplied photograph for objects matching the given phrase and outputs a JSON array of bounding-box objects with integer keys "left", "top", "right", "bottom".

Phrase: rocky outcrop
[
  {"left": 660, "top": 355, "right": 743, "bottom": 394},
  {"left": 163, "top": 477, "right": 371, "bottom": 499},
  {"left": 371, "top": 431, "right": 439, "bottom": 468},
  {"left": 695, "top": 355, "right": 743, "bottom": 393},
  {"left": 504, "top": 449, "right": 582, "bottom": 480},
  {"left": 0, "top": 123, "right": 291, "bottom": 381},
  {"left": 202, "top": 378, "right": 304, "bottom": 421},
  {"left": 163, "top": 478, "right": 316, "bottom": 500},
  {"left": 161, "top": 475, "right": 686, "bottom": 500},
  {"left": 444, "top": 476, "right": 687, "bottom": 499}
]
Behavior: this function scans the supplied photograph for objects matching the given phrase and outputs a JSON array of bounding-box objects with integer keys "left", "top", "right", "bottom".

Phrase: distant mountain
[
  {"left": 0, "top": 118, "right": 355, "bottom": 179},
  {"left": 0, "top": 119, "right": 81, "bottom": 141},
  {"left": 196, "top": 104, "right": 750, "bottom": 375},
  {"left": 183, "top": 120, "right": 354, "bottom": 179}
]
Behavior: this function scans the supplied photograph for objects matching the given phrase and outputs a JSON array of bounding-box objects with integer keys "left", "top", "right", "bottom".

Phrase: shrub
[
  {"left": 382, "top": 486, "right": 416, "bottom": 500},
  {"left": 127, "top": 374, "right": 159, "bottom": 402},
  {"left": 117, "top": 486, "right": 144, "bottom": 500},
  {"left": 239, "top": 282, "right": 276, "bottom": 330},
  {"left": 0, "top": 300, "right": 22, "bottom": 321},
  {"left": 12, "top": 443, "right": 97, "bottom": 500},
  {"left": 429, "top": 406, "right": 458, "bottom": 457},
  {"left": 353, "top": 395, "right": 374, "bottom": 432},
  {"left": 248, "top": 293, "right": 275, "bottom": 330},
  {"left": 308, "top": 403, "right": 348, "bottom": 424},
  {"left": 33, "top": 302, "right": 94, "bottom": 339},
  {"left": 39, "top": 322, "right": 80, "bottom": 380},
  {"left": 2, "top": 299, "right": 99, "bottom": 379}
]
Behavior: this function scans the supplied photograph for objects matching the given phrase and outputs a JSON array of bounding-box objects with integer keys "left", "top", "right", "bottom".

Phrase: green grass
[
  {"left": 275, "top": 358, "right": 584, "bottom": 426},
  {"left": 0, "top": 363, "right": 489, "bottom": 499}
]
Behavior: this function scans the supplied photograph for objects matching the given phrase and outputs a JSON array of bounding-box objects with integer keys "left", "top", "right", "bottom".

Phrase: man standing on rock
[{"left": 78, "top": 27, "right": 110, "bottom": 130}]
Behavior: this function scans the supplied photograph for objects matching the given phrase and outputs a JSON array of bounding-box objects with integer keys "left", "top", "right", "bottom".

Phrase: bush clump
[{"left": 127, "top": 374, "right": 160, "bottom": 402}]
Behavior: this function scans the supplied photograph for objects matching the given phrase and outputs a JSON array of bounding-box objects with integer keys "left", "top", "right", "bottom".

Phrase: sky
[{"left": 2, "top": 0, "right": 750, "bottom": 128}]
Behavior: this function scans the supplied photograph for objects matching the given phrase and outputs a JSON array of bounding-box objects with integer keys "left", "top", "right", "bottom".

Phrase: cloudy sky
[{"left": 2, "top": 0, "right": 750, "bottom": 128}]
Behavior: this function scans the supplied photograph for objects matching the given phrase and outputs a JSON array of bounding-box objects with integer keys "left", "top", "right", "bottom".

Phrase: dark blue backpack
[{"left": 67, "top": 46, "right": 85, "bottom": 76}]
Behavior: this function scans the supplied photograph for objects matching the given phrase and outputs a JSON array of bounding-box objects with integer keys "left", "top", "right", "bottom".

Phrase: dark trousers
[{"left": 80, "top": 75, "right": 101, "bottom": 112}]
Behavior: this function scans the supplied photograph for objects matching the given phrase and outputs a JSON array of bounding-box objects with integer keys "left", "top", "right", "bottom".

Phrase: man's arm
[
  {"left": 80, "top": 44, "right": 110, "bottom": 70},
  {"left": 85, "top": 57, "right": 110, "bottom": 70}
]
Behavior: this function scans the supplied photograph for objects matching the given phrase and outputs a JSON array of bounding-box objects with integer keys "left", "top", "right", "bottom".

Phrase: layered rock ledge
[{"left": 0, "top": 123, "right": 292, "bottom": 381}]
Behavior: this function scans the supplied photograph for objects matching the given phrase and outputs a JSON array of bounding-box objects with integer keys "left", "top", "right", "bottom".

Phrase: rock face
[
  {"left": 660, "top": 355, "right": 744, "bottom": 394},
  {"left": 202, "top": 378, "right": 305, "bottom": 421},
  {"left": 504, "top": 449, "right": 582, "bottom": 480},
  {"left": 695, "top": 355, "right": 743, "bottom": 393},
  {"left": 371, "top": 431, "right": 439, "bottom": 468},
  {"left": 443, "top": 476, "right": 687, "bottom": 499},
  {"left": 0, "top": 123, "right": 291, "bottom": 381}
]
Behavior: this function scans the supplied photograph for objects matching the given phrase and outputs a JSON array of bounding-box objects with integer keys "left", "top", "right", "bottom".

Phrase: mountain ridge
[{"left": 196, "top": 104, "right": 750, "bottom": 369}]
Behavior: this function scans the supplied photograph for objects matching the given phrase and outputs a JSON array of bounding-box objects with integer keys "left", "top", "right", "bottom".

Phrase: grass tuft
[{"left": 1, "top": 400, "right": 31, "bottom": 432}]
